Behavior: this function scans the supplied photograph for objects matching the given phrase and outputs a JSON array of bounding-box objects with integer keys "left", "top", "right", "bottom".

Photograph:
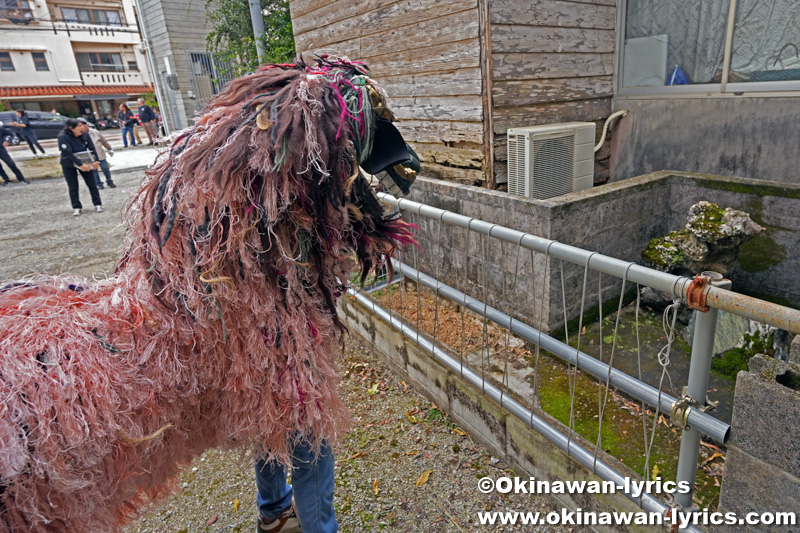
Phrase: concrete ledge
[
  {"left": 728, "top": 356, "right": 800, "bottom": 479},
  {"left": 717, "top": 354, "right": 800, "bottom": 531},
  {"left": 717, "top": 446, "right": 800, "bottom": 533},
  {"left": 341, "top": 295, "right": 657, "bottom": 532}
]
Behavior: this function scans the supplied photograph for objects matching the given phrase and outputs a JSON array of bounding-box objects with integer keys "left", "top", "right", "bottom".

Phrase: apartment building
[{"left": 0, "top": 0, "right": 153, "bottom": 120}]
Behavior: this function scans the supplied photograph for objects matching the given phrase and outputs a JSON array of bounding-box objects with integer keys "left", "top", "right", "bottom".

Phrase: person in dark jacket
[
  {"left": 137, "top": 98, "right": 157, "bottom": 145},
  {"left": 8, "top": 109, "right": 46, "bottom": 156},
  {"left": 58, "top": 118, "right": 103, "bottom": 215},
  {"left": 117, "top": 104, "right": 137, "bottom": 148},
  {"left": 0, "top": 125, "right": 28, "bottom": 186}
]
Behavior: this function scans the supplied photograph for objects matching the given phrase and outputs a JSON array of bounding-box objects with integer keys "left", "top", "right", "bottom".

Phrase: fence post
[{"left": 674, "top": 272, "right": 731, "bottom": 510}]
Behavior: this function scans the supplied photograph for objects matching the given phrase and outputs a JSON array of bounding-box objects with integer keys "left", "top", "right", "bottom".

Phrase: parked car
[{"left": 0, "top": 111, "right": 69, "bottom": 144}]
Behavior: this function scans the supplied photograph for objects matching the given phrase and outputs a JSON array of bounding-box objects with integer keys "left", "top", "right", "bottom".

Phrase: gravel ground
[{"left": 0, "top": 172, "right": 569, "bottom": 532}]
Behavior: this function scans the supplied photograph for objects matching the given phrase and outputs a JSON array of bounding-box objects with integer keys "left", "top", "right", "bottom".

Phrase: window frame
[
  {"left": 75, "top": 52, "right": 125, "bottom": 72},
  {"left": 0, "top": 51, "right": 15, "bottom": 72},
  {"left": 615, "top": 0, "right": 800, "bottom": 97},
  {"left": 32, "top": 51, "right": 49, "bottom": 71},
  {"left": 61, "top": 6, "right": 122, "bottom": 26}
]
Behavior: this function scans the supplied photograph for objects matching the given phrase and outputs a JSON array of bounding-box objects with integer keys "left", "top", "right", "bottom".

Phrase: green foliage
[
  {"left": 206, "top": 0, "right": 295, "bottom": 77},
  {"left": 141, "top": 89, "right": 158, "bottom": 109},
  {"left": 0, "top": 101, "right": 6, "bottom": 112}
]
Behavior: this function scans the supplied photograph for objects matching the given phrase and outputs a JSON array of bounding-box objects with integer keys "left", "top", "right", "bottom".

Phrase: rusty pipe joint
[{"left": 686, "top": 271, "right": 727, "bottom": 312}]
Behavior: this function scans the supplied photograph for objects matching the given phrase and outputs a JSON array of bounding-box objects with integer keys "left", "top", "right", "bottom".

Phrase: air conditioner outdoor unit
[{"left": 507, "top": 122, "right": 595, "bottom": 199}]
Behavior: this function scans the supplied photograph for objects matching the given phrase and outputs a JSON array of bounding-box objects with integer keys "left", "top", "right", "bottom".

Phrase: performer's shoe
[
  {"left": 73, "top": 209, "right": 81, "bottom": 216},
  {"left": 95, "top": 205, "right": 104, "bottom": 212},
  {"left": 257, "top": 502, "right": 302, "bottom": 532},
  {"left": 107, "top": 182, "right": 116, "bottom": 188}
]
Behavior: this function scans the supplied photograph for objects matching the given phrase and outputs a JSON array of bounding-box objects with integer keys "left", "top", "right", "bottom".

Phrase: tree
[
  {"left": 141, "top": 89, "right": 158, "bottom": 109},
  {"left": 206, "top": 0, "right": 295, "bottom": 77}
]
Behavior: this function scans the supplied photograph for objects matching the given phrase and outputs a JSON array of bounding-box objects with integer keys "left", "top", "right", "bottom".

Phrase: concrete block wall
[
  {"left": 404, "top": 172, "right": 800, "bottom": 334},
  {"left": 717, "top": 349, "right": 800, "bottom": 532}
]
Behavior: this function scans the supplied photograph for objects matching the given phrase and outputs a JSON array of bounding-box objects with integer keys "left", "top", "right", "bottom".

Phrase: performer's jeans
[
  {"left": 255, "top": 441, "right": 338, "bottom": 533},
  {"left": 121, "top": 126, "right": 136, "bottom": 147}
]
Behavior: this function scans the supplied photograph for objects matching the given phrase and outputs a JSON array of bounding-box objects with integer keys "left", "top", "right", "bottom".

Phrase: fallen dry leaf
[
  {"left": 416, "top": 469, "right": 433, "bottom": 487},
  {"left": 349, "top": 451, "right": 368, "bottom": 460},
  {"left": 453, "top": 428, "right": 468, "bottom": 436},
  {"left": 651, "top": 464, "right": 660, "bottom": 481},
  {"left": 207, "top": 514, "right": 218, "bottom": 526},
  {"left": 702, "top": 452, "right": 725, "bottom": 466},
  {"left": 232, "top": 498, "right": 240, "bottom": 512},
  {"left": 373, "top": 478, "right": 379, "bottom": 495}
]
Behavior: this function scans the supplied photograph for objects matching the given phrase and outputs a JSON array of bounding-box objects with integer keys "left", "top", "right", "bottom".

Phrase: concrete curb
[{"left": 20, "top": 165, "right": 152, "bottom": 183}]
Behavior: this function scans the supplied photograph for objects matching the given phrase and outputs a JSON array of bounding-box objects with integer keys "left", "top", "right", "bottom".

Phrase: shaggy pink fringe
[{"left": 0, "top": 60, "right": 415, "bottom": 531}]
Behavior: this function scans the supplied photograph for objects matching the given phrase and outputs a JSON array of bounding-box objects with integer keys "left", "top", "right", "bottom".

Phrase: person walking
[
  {"left": 58, "top": 118, "right": 103, "bottom": 215},
  {"left": 9, "top": 110, "right": 47, "bottom": 157},
  {"left": 117, "top": 104, "right": 137, "bottom": 148},
  {"left": 80, "top": 118, "right": 116, "bottom": 189},
  {"left": 0, "top": 125, "right": 29, "bottom": 186},
  {"left": 137, "top": 98, "right": 157, "bottom": 145}
]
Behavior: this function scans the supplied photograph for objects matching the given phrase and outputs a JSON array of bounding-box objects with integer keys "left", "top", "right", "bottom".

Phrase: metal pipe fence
[
  {"left": 349, "top": 288, "right": 705, "bottom": 533},
  {"left": 351, "top": 191, "right": 800, "bottom": 519}
]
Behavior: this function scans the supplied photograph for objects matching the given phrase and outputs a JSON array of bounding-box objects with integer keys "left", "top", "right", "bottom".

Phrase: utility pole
[{"left": 248, "top": 0, "right": 266, "bottom": 63}]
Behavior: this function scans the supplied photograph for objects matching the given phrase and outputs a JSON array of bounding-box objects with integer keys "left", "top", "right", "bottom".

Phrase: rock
[
  {"left": 681, "top": 310, "right": 751, "bottom": 356},
  {"left": 642, "top": 201, "right": 763, "bottom": 277}
]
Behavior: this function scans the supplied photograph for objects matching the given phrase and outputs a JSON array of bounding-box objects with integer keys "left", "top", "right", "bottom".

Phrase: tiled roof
[{"left": 0, "top": 84, "right": 153, "bottom": 98}]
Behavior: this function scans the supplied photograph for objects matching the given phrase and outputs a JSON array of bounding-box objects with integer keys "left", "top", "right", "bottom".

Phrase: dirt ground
[{"left": 0, "top": 171, "right": 568, "bottom": 532}]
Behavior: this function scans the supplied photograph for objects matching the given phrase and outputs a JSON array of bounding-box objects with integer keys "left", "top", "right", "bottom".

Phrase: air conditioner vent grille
[
  {"left": 507, "top": 134, "right": 527, "bottom": 196},
  {"left": 532, "top": 135, "right": 574, "bottom": 199},
  {"left": 505, "top": 122, "right": 594, "bottom": 200}
]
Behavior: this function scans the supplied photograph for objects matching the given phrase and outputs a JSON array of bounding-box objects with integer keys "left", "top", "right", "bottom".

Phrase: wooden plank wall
[
  {"left": 490, "top": 0, "right": 617, "bottom": 184},
  {"left": 290, "top": 0, "right": 486, "bottom": 184}
]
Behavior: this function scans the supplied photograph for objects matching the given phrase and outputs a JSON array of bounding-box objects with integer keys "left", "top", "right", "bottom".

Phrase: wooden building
[
  {"left": 290, "top": 0, "right": 615, "bottom": 188},
  {"left": 291, "top": 0, "right": 800, "bottom": 188}
]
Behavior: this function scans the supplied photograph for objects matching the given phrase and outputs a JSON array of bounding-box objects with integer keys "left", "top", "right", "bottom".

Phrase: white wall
[
  {"left": 0, "top": 34, "right": 83, "bottom": 86},
  {"left": 0, "top": 0, "right": 153, "bottom": 88}
]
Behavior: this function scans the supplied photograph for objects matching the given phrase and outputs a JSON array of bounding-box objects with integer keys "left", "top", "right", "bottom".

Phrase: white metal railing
[{"left": 349, "top": 192, "right": 800, "bottom": 527}]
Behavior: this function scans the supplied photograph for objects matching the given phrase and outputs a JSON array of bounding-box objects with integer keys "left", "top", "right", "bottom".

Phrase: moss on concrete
[
  {"left": 689, "top": 176, "right": 800, "bottom": 200},
  {"left": 550, "top": 290, "right": 638, "bottom": 341},
  {"left": 712, "top": 331, "right": 774, "bottom": 380},
  {"left": 738, "top": 231, "right": 787, "bottom": 273}
]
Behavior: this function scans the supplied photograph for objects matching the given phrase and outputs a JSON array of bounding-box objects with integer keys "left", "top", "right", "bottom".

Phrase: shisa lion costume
[{"left": 0, "top": 57, "right": 418, "bottom": 532}]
